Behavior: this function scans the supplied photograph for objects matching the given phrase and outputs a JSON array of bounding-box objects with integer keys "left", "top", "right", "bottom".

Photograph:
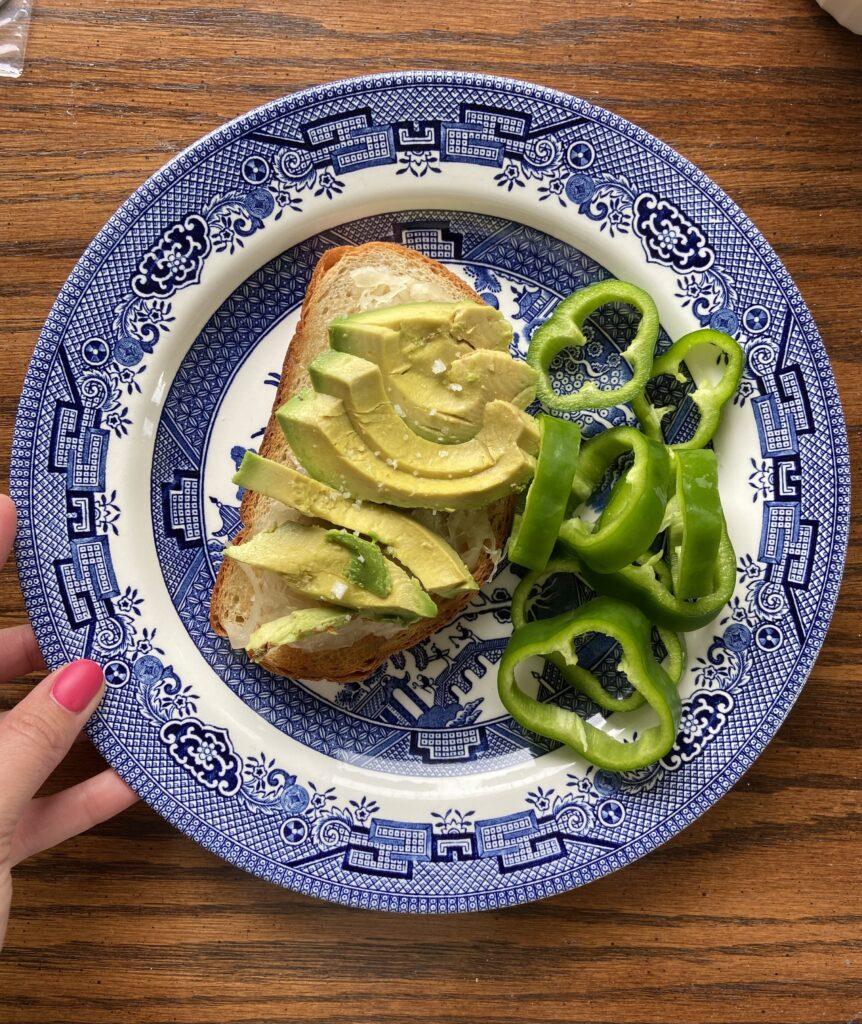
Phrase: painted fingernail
[{"left": 50, "top": 659, "right": 104, "bottom": 713}]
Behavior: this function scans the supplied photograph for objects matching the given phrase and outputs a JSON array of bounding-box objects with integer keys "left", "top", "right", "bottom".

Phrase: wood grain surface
[{"left": 0, "top": 2, "right": 860, "bottom": 1022}]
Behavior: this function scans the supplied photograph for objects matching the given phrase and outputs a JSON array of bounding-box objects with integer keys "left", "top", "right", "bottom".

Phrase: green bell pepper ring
[
  {"left": 558, "top": 426, "right": 672, "bottom": 573},
  {"left": 631, "top": 328, "right": 744, "bottom": 451},
  {"left": 511, "top": 557, "right": 685, "bottom": 712},
  {"left": 666, "top": 448, "right": 722, "bottom": 600},
  {"left": 580, "top": 524, "right": 737, "bottom": 632},
  {"left": 509, "top": 415, "right": 581, "bottom": 572},
  {"left": 498, "top": 596, "right": 682, "bottom": 771},
  {"left": 527, "top": 280, "right": 660, "bottom": 412}
]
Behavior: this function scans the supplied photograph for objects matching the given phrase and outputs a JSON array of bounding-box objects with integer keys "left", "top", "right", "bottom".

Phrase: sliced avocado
[
  {"left": 330, "top": 300, "right": 512, "bottom": 351},
  {"left": 247, "top": 607, "right": 352, "bottom": 660},
  {"left": 329, "top": 301, "right": 536, "bottom": 442},
  {"left": 278, "top": 391, "right": 536, "bottom": 511},
  {"left": 234, "top": 453, "right": 477, "bottom": 597},
  {"left": 225, "top": 521, "right": 437, "bottom": 620},
  {"left": 309, "top": 349, "right": 539, "bottom": 478},
  {"left": 448, "top": 350, "right": 538, "bottom": 409},
  {"left": 326, "top": 530, "right": 391, "bottom": 597}
]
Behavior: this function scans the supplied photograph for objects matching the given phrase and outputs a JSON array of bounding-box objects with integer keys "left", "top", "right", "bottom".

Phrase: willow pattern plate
[{"left": 11, "top": 72, "right": 849, "bottom": 912}]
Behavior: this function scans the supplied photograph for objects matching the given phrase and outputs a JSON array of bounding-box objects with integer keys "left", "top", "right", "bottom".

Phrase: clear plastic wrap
[{"left": 0, "top": 0, "right": 32, "bottom": 79}]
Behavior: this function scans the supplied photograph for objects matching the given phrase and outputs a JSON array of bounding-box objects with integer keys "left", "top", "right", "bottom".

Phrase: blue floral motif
[
  {"left": 348, "top": 796, "right": 381, "bottom": 824},
  {"left": 733, "top": 375, "right": 757, "bottom": 408},
  {"left": 585, "top": 180, "right": 633, "bottom": 237},
  {"left": 159, "top": 718, "right": 242, "bottom": 797},
  {"left": 94, "top": 490, "right": 121, "bottom": 535},
  {"left": 132, "top": 653, "right": 164, "bottom": 685},
  {"left": 268, "top": 178, "right": 304, "bottom": 218},
  {"left": 205, "top": 194, "right": 265, "bottom": 256},
  {"left": 396, "top": 152, "right": 441, "bottom": 177},
  {"left": 131, "top": 214, "right": 211, "bottom": 299},
  {"left": 242, "top": 753, "right": 295, "bottom": 800},
  {"left": 106, "top": 362, "right": 145, "bottom": 398},
  {"left": 314, "top": 171, "right": 345, "bottom": 200},
  {"left": 632, "top": 193, "right": 714, "bottom": 273},
  {"left": 113, "top": 337, "right": 145, "bottom": 367},
  {"left": 721, "top": 596, "right": 756, "bottom": 629},
  {"left": 244, "top": 187, "right": 275, "bottom": 218},
  {"left": 525, "top": 786, "right": 555, "bottom": 813},
  {"left": 723, "top": 623, "right": 752, "bottom": 652},
  {"left": 103, "top": 403, "right": 132, "bottom": 439},
  {"left": 710, "top": 307, "right": 739, "bottom": 335},
  {"left": 306, "top": 781, "right": 338, "bottom": 819},
  {"left": 431, "top": 809, "right": 476, "bottom": 834},
  {"left": 565, "top": 172, "right": 595, "bottom": 205},
  {"left": 137, "top": 662, "right": 200, "bottom": 722},
  {"left": 281, "top": 784, "right": 310, "bottom": 815},
  {"left": 494, "top": 161, "right": 525, "bottom": 191},
  {"left": 537, "top": 168, "right": 569, "bottom": 206},
  {"left": 736, "top": 553, "right": 761, "bottom": 587},
  {"left": 748, "top": 458, "right": 772, "bottom": 502},
  {"left": 114, "top": 585, "right": 143, "bottom": 620}
]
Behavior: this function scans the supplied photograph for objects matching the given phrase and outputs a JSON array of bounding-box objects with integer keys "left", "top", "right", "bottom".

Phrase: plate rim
[{"left": 10, "top": 69, "right": 851, "bottom": 912}]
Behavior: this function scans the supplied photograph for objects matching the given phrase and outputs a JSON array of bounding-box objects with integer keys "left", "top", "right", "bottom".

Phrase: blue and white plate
[{"left": 12, "top": 72, "right": 849, "bottom": 912}]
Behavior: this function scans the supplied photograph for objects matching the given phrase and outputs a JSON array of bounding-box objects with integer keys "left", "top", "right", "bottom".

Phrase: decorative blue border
[{"left": 11, "top": 71, "right": 850, "bottom": 912}]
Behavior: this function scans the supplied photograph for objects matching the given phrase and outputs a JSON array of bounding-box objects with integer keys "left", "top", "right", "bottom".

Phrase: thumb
[{"left": 0, "top": 660, "right": 105, "bottom": 830}]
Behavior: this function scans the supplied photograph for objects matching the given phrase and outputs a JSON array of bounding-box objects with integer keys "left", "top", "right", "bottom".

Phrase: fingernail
[{"left": 50, "top": 659, "right": 104, "bottom": 713}]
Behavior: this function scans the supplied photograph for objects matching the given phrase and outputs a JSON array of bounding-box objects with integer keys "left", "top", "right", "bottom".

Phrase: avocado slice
[
  {"left": 325, "top": 530, "right": 391, "bottom": 597},
  {"left": 332, "top": 300, "right": 512, "bottom": 350},
  {"left": 278, "top": 391, "right": 536, "bottom": 511},
  {"left": 329, "top": 302, "right": 536, "bottom": 442},
  {"left": 225, "top": 521, "right": 437, "bottom": 620},
  {"left": 308, "top": 350, "right": 539, "bottom": 479},
  {"left": 247, "top": 607, "right": 353, "bottom": 660},
  {"left": 234, "top": 453, "right": 477, "bottom": 597}
]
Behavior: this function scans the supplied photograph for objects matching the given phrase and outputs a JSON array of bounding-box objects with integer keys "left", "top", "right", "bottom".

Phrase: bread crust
[{"left": 210, "top": 242, "right": 514, "bottom": 683}]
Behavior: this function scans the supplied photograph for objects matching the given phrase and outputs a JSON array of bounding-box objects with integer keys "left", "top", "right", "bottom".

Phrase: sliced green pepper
[
  {"left": 580, "top": 524, "right": 737, "bottom": 632},
  {"left": 666, "top": 449, "right": 722, "bottom": 600},
  {"left": 558, "top": 426, "right": 672, "bottom": 573},
  {"left": 527, "top": 280, "right": 659, "bottom": 412},
  {"left": 511, "top": 557, "right": 684, "bottom": 713},
  {"left": 631, "top": 328, "right": 744, "bottom": 450},
  {"left": 498, "top": 596, "right": 681, "bottom": 771},
  {"left": 509, "top": 415, "right": 581, "bottom": 572}
]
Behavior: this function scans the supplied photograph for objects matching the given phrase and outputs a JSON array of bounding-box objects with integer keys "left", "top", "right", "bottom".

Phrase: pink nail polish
[{"left": 50, "top": 659, "right": 104, "bottom": 713}]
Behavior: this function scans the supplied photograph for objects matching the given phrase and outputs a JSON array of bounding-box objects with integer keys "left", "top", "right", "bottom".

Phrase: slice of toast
[{"left": 210, "top": 242, "right": 515, "bottom": 682}]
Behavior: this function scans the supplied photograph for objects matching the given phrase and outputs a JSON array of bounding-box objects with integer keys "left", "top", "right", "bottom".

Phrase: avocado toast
[{"left": 210, "top": 242, "right": 536, "bottom": 682}]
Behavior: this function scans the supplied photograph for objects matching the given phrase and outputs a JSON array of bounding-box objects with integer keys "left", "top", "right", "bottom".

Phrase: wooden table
[{"left": 0, "top": 2, "right": 860, "bottom": 1022}]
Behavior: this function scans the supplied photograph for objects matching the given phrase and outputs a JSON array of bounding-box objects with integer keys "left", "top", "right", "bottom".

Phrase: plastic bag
[{"left": 0, "top": 0, "right": 33, "bottom": 79}]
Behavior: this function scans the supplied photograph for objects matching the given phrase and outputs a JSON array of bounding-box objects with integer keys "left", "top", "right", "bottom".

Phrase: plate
[{"left": 11, "top": 71, "right": 849, "bottom": 912}]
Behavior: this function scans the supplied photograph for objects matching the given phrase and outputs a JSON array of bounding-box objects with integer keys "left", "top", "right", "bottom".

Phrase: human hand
[{"left": 0, "top": 495, "right": 138, "bottom": 950}]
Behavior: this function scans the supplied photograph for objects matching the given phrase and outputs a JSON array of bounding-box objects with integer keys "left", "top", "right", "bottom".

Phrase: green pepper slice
[
  {"left": 511, "top": 557, "right": 685, "bottom": 712},
  {"left": 666, "top": 449, "right": 722, "bottom": 600},
  {"left": 558, "top": 426, "right": 672, "bottom": 573},
  {"left": 580, "top": 523, "right": 737, "bottom": 632},
  {"left": 498, "top": 596, "right": 682, "bottom": 771},
  {"left": 527, "top": 280, "right": 659, "bottom": 412},
  {"left": 509, "top": 415, "right": 581, "bottom": 572},
  {"left": 631, "top": 328, "right": 744, "bottom": 450}
]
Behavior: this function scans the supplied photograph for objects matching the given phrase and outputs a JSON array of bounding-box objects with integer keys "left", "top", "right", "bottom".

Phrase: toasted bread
[{"left": 210, "top": 243, "right": 515, "bottom": 682}]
